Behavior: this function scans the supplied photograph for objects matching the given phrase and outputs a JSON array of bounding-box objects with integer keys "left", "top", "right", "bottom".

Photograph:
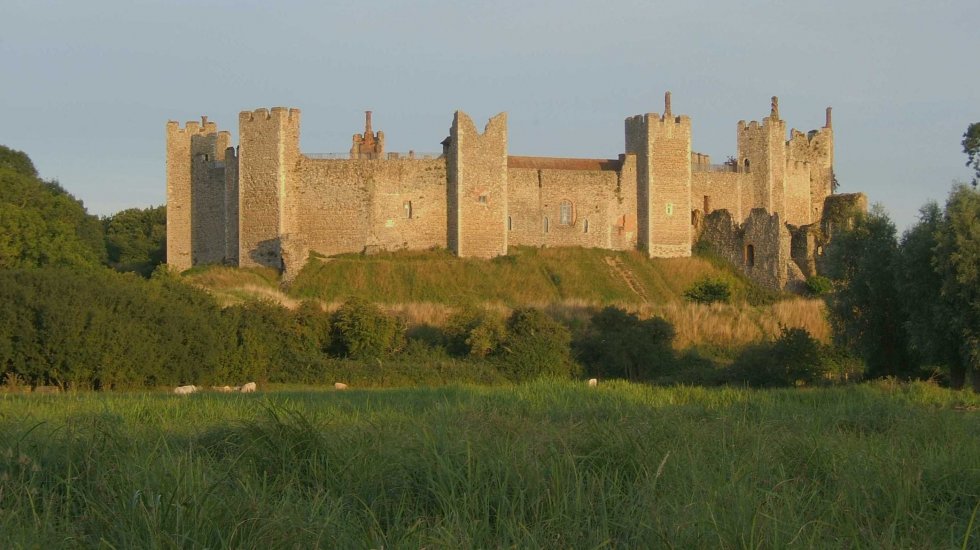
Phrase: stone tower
[
  {"left": 737, "top": 96, "right": 787, "bottom": 219},
  {"left": 447, "top": 111, "right": 508, "bottom": 258},
  {"left": 165, "top": 116, "right": 232, "bottom": 271},
  {"left": 237, "top": 107, "right": 301, "bottom": 269},
  {"left": 625, "top": 92, "right": 693, "bottom": 257}
]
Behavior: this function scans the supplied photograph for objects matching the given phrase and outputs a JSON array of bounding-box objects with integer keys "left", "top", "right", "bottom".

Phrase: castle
[{"left": 166, "top": 93, "right": 865, "bottom": 290}]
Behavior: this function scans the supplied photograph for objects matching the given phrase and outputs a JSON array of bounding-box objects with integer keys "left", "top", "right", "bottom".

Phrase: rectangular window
[
  {"left": 478, "top": 195, "right": 488, "bottom": 204},
  {"left": 403, "top": 201, "right": 413, "bottom": 219}
]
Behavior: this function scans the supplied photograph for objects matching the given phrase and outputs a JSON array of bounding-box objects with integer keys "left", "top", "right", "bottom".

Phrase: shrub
[
  {"left": 805, "top": 275, "right": 833, "bottom": 296},
  {"left": 330, "top": 298, "right": 405, "bottom": 360},
  {"left": 575, "top": 307, "right": 676, "bottom": 380},
  {"left": 684, "top": 277, "right": 732, "bottom": 304},
  {"left": 728, "top": 327, "right": 832, "bottom": 387},
  {"left": 497, "top": 308, "right": 578, "bottom": 382},
  {"left": 444, "top": 307, "right": 506, "bottom": 358}
]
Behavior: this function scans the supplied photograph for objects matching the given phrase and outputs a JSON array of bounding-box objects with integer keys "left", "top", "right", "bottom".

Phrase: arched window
[
  {"left": 507, "top": 216, "right": 512, "bottom": 231},
  {"left": 583, "top": 219, "right": 589, "bottom": 233},
  {"left": 544, "top": 217, "right": 550, "bottom": 233},
  {"left": 559, "top": 200, "right": 573, "bottom": 225},
  {"left": 744, "top": 244, "right": 755, "bottom": 267},
  {"left": 744, "top": 159, "right": 750, "bottom": 172}
]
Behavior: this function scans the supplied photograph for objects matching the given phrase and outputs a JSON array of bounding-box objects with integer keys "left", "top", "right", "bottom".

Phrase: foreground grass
[{"left": 1, "top": 381, "right": 977, "bottom": 548}]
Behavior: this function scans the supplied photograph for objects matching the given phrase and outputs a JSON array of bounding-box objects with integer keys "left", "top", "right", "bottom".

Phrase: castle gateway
[{"left": 166, "top": 94, "right": 856, "bottom": 290}]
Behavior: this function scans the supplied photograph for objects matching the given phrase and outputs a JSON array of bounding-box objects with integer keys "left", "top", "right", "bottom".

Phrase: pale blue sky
[{"left": 1, "top": 0, "right": 977, "bottom": 230}]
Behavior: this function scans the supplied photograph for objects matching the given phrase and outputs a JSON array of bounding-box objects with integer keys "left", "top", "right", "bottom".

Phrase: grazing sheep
[
  {"left": 173, "top": 385, "right": 198, "bottom": 395},
  {"left": 588, "top": 378, "right": 598, "bottom": 387},
  {"left": 240, "top": 382, "right": 257, "bottom": 393},
  {"left": 334, "top": 382, "right": 348, "bottom": 390}
]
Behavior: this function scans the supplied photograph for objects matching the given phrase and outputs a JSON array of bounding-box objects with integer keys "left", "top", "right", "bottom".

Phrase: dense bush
[
  {"left": 727, "top": 327, "right": 854, "bottom": 387},
  {"left": 575, "top": 307, "right": 676, "bottom": 381},
  {"left": 683, "top": 277, "right": 731, "bottom": 304},
  {"left": 497, "top": 308, "right": 578, "bottom": 382},
  {"left": 804, "top": 275, "right": 833, "bottom": 296},
  {"left": 103, "top": 206, "right": 166, "bottom": 276},
  {"left": 330, "top": 298, "right": 406, "bottom": 360},
  {"left": 444, "top": 307, "right": 506, "bottom": 358}
]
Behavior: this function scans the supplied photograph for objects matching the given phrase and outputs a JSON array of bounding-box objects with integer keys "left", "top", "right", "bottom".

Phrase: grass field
[{"left": 1, "top": 381, "right": 977, "bottom": 548}]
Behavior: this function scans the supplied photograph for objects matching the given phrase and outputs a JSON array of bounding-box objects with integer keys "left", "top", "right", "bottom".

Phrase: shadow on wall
[{"left": 249, "top": 238, "right": 283, "bottom": 270}]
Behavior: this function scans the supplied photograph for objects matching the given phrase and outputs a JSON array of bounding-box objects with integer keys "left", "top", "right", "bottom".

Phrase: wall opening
[
  {"left": 507, "top": 216, "right": 512, "bottom": 231},
  {"left": 703, "top": 195, "right": 710, "bottom": 214},
  {"left": 583, "top": 219, "right": 589, "bottom": 233},
  {"left": 744, "top": 244, "right": 755, "bottom": 267},
  {"left": 665, "top": 203, "right": 674, "bottom": 216},
  {"left": 559, "top": 200, "right": 573, "bottom": 225},
  {"left": 478, "top": 195, "right": 488, "bottom": 205},
  {"left": 403, "top": 201, "right": 413, "bottom": 219},
  {"left": 544, "top": 217, "right": 550, "bottom": 233},
  {"left": 744, "top": 159, "right": 750, "bottom": 172}
]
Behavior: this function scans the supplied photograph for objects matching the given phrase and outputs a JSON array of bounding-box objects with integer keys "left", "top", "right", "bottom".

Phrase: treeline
[
  {"left": 822, "top": 185, "right": 979, "bottom": 390},
  {"left": 0, "top": 265, "right": 863, "bottom": 390},
  {"left": 0, "top": 145, "right": 166, "bottom": 276}
]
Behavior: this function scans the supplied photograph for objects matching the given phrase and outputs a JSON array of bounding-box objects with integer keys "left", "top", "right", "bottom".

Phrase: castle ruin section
[
  {"left": 165, "top": 93, "right": 844, "bottom": 291},
  {"left": 165, "top": 117, "right": 233, "bottom": 271}
]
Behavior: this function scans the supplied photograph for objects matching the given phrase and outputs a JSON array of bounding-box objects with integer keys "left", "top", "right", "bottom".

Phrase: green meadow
[{"left": 1, "top": 381, "right": 977, "bottom": 548}]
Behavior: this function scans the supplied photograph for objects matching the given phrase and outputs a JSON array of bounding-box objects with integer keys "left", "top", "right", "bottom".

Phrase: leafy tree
[
  {"left": 0, "top": 145, "right": 37, "bottom": 177},
  {"left": 896, "top": 202, "right": 960, "bottom": 379},
  {"left": 575, "top": 307, "right": 675, "bottom": 380},
  {"left": 933, "top": 185, "right": 980, "bottom": 390},
  {"left": 498, "top": 308, "right": 578, "bottom": 382},
  {"left": 0, "top": 147, "right": 106, "bottom": 268},
  {"left": 104, "top": 205, "right": 166, "bottom": 276},
  {"left": 728, "top": 327, "right": 832, "bottom": 387},
  {"left": 963, "top": 122, "right": 980, "bottom": 187},
  {"left": 444, "top": 306, "right": 506, "bottom": 358},
  {"left": 823, "top": 206, "right": 913, "bottom": 378},
  {"left": 331, "top": 298, "right": 405, "bottom": 360}
]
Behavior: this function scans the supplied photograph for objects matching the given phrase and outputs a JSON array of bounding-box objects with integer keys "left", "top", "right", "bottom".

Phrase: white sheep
[
  {"left": 173, "top": 385, "right": 198, "bottom": 395},
  {"left": 240, "top": 382, "right": 257, "bottom": 393},
  {"left": 334, "top": 382, "right": 348, "bottom": 390},
  {"left": 588, "top": 378, "right": 598, "bottom": 387},
  {"left": 211, "top": 385, "right": 233, "bottom": 393}
]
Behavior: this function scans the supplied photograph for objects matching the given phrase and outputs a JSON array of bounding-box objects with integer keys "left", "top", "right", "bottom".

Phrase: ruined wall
[
  {"left": 166, "top": 117, "right": 229, "bottom": 271},
  {"left": 691, "top": 172, "right": 744, "bottom": 221},
  {"left": 805, "top": 113, "right": 834, "bottom": 221},
  {"left": 737, "top": 102, "right": 786, "bottom": 218},
  {"left": 238, "top": 107, "right": 300, "bottom": 269},
  {"left": 610, "top": 154, "right": 638, "bottom": 251},
  {"left": 821, "top": 192, "right": 868, "bottom": 238},
  {"left": 289, "top": 157, "right": 447, "bottom": 258},
  {"left": 790, "top": 223, "right": 820, "bottom": 278},
  {"left": 448, "top": 111, "right": 508, "bottom": 258},
  {"left": 701, "top": 208, "right": 803, "bottom": 290}
]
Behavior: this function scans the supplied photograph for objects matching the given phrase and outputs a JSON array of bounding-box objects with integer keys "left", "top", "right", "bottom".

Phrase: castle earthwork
[{"left": 166, "top": 93, "right": 866, "bottom": 290}]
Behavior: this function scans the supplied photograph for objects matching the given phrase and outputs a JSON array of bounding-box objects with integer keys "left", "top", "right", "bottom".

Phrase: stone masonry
[{"left": 166, "top": 94, "right": 846, "bottom": 289}]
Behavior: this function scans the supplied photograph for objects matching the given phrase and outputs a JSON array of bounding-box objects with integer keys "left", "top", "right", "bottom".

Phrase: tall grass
[{"left": 0, "top": 381, "right": 977, "bottom": 547}]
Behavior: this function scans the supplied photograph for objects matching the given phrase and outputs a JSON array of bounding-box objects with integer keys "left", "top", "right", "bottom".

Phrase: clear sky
[{"left": 1, "top": 0, "right": 977, "bottom": 231}]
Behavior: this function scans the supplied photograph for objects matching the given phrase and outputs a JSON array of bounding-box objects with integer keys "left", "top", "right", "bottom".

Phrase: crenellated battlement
[{"left": 167, "top": 95, "right": 842, "bottom": 290}]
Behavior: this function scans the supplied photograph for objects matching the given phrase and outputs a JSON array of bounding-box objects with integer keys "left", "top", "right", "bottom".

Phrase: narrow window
[
  {"left": 745, "top": 244, "right": 755, "bottom": 267},
  {"left": 403, "top": 201, "right": 413, "bottom": 219},
  {"left": 744, "top": 159, "right": 750, "bottom": 172},
  {"left": 544, "top": 217, "right": 550, "bottom": 233},
  {"left": 583, "top": 219, "right": 589, "bottom": 233},
  {"left": 507, "top": 216, "right": 513, "bottom": 231},
  {"left": 665, "top": 203, "right": 674, "bottom": 216},
  {"left": 559, "top": 200, "right": 573, "bottom": 225},
  {"left": 478, "top": 195, "right": 488, "bottom": 204}
]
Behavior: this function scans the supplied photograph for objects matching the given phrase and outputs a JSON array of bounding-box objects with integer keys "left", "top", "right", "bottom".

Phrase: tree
[
  {"left": 498, "top": 308, "right": 578, "bottom": 382},
  {"left": 575, "top": 307, "right": 676, "bottom": 381},
  {"left": 104, "top": 205, "right": 167, "bottom": 276},
  {"left": 963, "top": 123, "right": 980, "bottom": 188},
  {"left": 933, "top": 185, "right": 980, "bottom": 391},
  {"left": 823, "top": 206, "right": 913, "bottom": 378}
]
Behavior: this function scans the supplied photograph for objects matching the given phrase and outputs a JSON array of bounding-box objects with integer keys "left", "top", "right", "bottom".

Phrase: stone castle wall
[{"left": 167, "top": 95, "right": 840, "bottom": 290}]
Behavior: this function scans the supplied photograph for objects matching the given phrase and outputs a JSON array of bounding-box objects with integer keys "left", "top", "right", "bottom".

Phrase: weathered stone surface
[{"left": 166, "top": 95, "right": 842, "bottom": 290}]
